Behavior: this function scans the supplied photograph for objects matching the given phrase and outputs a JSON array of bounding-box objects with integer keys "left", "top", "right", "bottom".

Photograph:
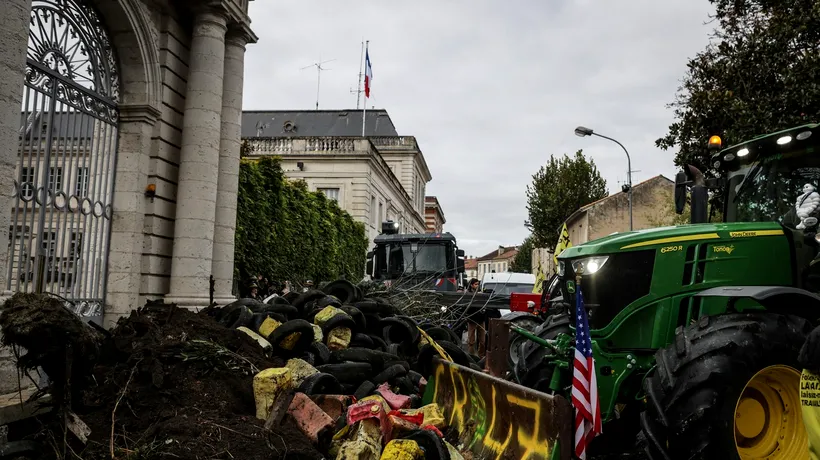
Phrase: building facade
[
  {"left": 464, "top": 257, "right": 478, "bottom": 281},
  {"left": 477, "top": 245, "right": 519, "bottom": 279},
  {"left": 0, "top": 0, "right": 258, "bottom": 326},
  {"left": 564, "top": 175, "right": 675, "bottom": 244},
  {"left": 241, "top": 110, "right": 432, "bottom": 243},
  {"left": 0, "top": 0, "right": 257, "bottom": 402},
  {"left": 424, "top": 196, "right": 446, "bottom": 233}
]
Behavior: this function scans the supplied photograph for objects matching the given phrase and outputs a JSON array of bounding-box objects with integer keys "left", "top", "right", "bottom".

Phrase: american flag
[{"left": 572, "top": 286, "right": 602, "bottom": 459}]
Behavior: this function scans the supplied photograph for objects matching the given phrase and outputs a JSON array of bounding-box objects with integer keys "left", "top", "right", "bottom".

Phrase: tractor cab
[{"left": 679, "top": 124, "right": 820, "bottom": 290}]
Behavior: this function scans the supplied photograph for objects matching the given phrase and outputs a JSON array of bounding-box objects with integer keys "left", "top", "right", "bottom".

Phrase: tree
[
  {"left": 525, "top": 150, "right": 608, "bottom": 249},
  {"left": 657, "top": 0, "right": 820, "bottom": 173},
  {"left": 510, "top": 236, "right": 533, "bottom": 273}
]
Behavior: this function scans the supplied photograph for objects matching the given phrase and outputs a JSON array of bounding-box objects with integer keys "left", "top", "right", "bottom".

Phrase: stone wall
[
  {"left": 246, "top": 137, "right": 428, "bottom": 246},
  {"left": 566, "top": 176, "right": 674, "bottom": 244}
]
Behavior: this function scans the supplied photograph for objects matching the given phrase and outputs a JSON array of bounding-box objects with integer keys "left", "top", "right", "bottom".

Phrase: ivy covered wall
[{"left": 234, "top": 156, "right": 368, "bottom": 287}]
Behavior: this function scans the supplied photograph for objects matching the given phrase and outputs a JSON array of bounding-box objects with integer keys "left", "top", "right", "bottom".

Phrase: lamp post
[{"left": 575, "top": 126, "right": 633, "bottom": 231}]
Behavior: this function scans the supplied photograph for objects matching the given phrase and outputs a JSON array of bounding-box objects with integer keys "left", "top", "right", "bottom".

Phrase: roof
[
  {"left": 464, "top": 258, "right": 478, "bottom": 270},
  {"left": 241, "top": 110, "right": 399, "bottom": 138},
  {"left": 373, "top": 232, "right": 456, "bottom": 244},
  {"left": 20, "top": 111, "right": 93, "bottom": 138},
  {"left": 563, "top": 175, "right": 674, "bottom": 228},
  {"left": 477, "top": 246, "right": 519, "bottom": 262},
  {"left": 424, "top": 196, "right": 446, "bottom": 223}
]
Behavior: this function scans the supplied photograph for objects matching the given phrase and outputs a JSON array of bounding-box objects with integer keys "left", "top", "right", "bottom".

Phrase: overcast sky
[{"left": 244, "top": 1, "right": 716, "bottom": 259}]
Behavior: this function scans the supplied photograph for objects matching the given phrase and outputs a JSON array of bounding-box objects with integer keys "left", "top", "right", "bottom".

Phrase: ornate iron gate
[{"left": 9, "top": 0, "right": 120, "bottom": 321}]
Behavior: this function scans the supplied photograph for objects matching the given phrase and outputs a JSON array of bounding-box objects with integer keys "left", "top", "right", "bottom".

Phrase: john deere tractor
[{"left": 514, "top": 124, "right": 820, "bottom": 459}]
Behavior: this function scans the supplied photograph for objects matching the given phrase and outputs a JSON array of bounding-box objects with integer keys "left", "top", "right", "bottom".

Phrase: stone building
[
  {"left": 0, "top": 0, "right": 258, "bottom": 329},
  {"left": 477, "top": 245, "right": 519, "bottom": 278},
  {"left": 563, "top": 175, "right": 675, "bottom": 244},
  {"left": 241, "top": 110, "right": 431, "bottom": 244},
  {"left": 424, "top": 196, "right": 446, "bottom": 233}
]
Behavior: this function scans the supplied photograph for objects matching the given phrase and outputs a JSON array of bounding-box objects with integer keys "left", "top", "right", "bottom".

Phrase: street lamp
[{"left": 574, "top": 126, "right": 633, "bottom": 231}]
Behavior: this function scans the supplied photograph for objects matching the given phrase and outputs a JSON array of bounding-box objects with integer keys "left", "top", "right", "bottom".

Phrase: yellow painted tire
[{"left": 638, "top": 313, "right": 811, "bottom": 460}]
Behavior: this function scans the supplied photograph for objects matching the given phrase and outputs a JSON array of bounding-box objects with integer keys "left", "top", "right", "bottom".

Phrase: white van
[
  {"left": 480, "top": 272, "right": 536, "bottom": 295},
  {"left": 480, "top": 272, "right": 537, "bottom": 317}
]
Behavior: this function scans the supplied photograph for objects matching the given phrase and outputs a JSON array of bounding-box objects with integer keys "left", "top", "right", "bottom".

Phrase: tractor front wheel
[{"left": 639, "top": 312, "right": 811, "bottom": 460}]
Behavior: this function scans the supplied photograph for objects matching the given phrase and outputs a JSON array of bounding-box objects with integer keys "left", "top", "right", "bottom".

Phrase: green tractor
[{"left": 513, "top": 124, "right": 820, "bottom": 459}]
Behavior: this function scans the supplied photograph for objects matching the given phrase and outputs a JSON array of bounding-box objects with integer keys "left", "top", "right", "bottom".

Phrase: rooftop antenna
[
  {"left": 301, "top": 56, "right": 336, "bottom": 110},
  {"left": 350, "top": 40, "right": 365, "bottom": 109}
]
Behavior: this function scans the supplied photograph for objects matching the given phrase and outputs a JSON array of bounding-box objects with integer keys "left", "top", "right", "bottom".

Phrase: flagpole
[
  {"left": 362, "top": 40, "right": 369, "bottom": 138},
  {"left": 355, "top": 39, "right": 364, "bottom": 110}
]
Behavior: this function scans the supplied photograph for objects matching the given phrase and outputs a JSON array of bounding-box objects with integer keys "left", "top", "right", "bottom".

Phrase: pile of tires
[
  {"left": 204, "top": 279, "right": 483, "bottom": 403},
  {"left": 204, "top": 279, "right": 479, "bottom": 458}
]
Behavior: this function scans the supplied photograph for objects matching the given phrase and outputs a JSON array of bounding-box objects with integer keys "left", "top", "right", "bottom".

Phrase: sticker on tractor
[
  {"left": 660, "top": 245, "right": 683, "bottom": 253},
  {"left": 713, "top": 245, "right": 736, "bottom": 255},
  {"left": 566, "top": 280, "right": 575, "bottom": 294}
]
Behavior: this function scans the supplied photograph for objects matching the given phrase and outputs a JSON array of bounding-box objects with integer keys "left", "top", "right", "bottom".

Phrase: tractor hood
[{"left": 557, "top": 221, "right": 785, "bottom": 259}]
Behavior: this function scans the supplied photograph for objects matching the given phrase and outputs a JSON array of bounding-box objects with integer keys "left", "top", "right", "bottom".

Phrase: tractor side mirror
[
  {"left": 366, "top": 252, "right": 374, "bottom": 276},
  {"left": 674, "top": 171, "right": 688, "bottom": 215}
]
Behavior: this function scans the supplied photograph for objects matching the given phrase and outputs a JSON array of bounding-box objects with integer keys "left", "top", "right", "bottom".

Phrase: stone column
[
  {"left": 165, "top": 10, "right": 227, "bottom": 308},
  {"left": 0, "top": 0, "right": 32, "bottom": 297},
  {"left": 104, "top": 105, "right": 159, "bottom": 327},
  {"left": 211, "top": 31, "right": 247, "bottom": 305}
]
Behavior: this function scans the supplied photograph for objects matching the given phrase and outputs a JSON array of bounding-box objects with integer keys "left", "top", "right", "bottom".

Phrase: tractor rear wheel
[
  {"left": 512, "top": 314, "right": 571, "bottom": 391},
  {"left": 639, "top": 312, "right": 811, "bottom": 460}
]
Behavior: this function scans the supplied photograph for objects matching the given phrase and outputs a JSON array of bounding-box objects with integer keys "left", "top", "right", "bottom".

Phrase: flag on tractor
[
  {"left": 572, "top": 285, "right": 602, "bottom": 459},
  {"left": 554, "top": 223, "right": 572, "bottom": 272}
]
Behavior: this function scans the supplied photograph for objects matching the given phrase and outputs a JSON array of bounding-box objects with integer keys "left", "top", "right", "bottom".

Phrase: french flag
[{"left": 364, "top": 49, "right": 373, "bottom": 98}]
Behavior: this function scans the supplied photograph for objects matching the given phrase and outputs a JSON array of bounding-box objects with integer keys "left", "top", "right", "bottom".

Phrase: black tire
[
  {"left": 298, "top": 372, "right": 342, "bottom": 395},
  {"left": 322, "top": 280, "right": 358, "bottom": 304},
  {"left": 249, "top": 312, "right": 287, "bottom": 330},
  {"left": 409, "top": 394, "right": 422, "bottom": 409},
  {"left": 513, "top": 314, "right": 571, "bottom": 389},
  {"left": 354, "top": 380, "right": 376, "bottom": 400},
  {"left": 381, "top": 317, "right": 415, "bottom": 345},
  {"left": 330, "top": 348, "right": 395, "bottom": 371},
  {"left": 372, "top": 363, "right": 407, "bottom": 384},
  {"left": 309, "top": 341, "right": 331, "bottom": 365},
  {"left": 317, "top": 295, "right": 343, "bottom": 309},
  {"left": 368, "top": 334, "right": 387, "bottom": 351},
  {"left": 638, "top": 313, "right": 811, "bottom": 460},
  {"left": 292, "top": 290, "right": 326, "bottom": 311},
  {"left": 350, "top": 333, "right": 374, "bottom": 348},
  {"left": 323, "top": 314, "right": 357, "bottom": 336},
  {"left": 316, "top": 362, "right": 373, "bottom": 384},
  {"left": 438, "top": 340, "right": 474, "bottom": 367},
  {"left": 268, "top": 319, "right": 315, "bottom": 355},
  {"left": 425, "top": 326, "right": 460, "bottom": 344},
  {"left": 341, "top": 306, "right": 367, "bottom": 331},
  {"left": 503, "top": 311, "right": 542, "bottom": 368},
  {"left": 400, "top": 430, "right": 448, "bottom": 460},
  {"left": 261, "top": 303, "right": 299, "bottom": 318},
  {"left": 219, "top": 305, "right": 253, "bottom": 329}
]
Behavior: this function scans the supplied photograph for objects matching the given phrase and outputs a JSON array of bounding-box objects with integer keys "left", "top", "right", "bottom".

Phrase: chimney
[{"left": 498, "top": 245, "right": 504, "bottom": 256}]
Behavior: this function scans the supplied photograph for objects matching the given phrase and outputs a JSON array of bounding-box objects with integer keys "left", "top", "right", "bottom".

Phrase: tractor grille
[{"left": 560, "top": 250, "right": 655, "bottom": 330}]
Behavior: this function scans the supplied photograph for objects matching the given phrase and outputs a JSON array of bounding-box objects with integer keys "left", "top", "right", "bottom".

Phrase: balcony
[
  {"left": 369, "top": 136, "right": 419, "bottom": 151},
  {"left": 246, "top": 137, "right": 370, "bottom": 155}
]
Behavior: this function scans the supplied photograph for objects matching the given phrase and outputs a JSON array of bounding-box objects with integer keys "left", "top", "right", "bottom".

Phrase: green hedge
[{"left": 234, "top": 156, "right": 368, "bottom": 287}]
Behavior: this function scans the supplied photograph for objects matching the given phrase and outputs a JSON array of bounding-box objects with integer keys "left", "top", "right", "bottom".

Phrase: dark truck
[{"left": 365, "top": 221, "right": 465, "bottom": 291}]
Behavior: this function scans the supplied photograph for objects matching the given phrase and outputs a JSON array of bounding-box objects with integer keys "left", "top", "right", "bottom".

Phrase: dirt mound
[{"left": 2, "top": 298, "right": 322, "bottom": 460}]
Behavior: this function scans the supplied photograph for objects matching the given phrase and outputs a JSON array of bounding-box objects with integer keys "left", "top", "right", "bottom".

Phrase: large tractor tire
[
  {"left": 639, "top": 312, "right": 811, "bottom": 460},
  {"left": 502, "top": 311, "right": 543, "bottom": 368},
  {"left": 512, "top": 314, "right": 571, "bottom": 391}
]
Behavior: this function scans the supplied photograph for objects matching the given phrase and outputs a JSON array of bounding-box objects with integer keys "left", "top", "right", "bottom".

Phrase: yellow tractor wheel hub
[{"left": 734, "top": 365, "right": 808, "bottom": 459}]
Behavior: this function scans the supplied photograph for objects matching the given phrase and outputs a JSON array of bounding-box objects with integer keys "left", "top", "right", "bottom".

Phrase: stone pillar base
[
  {"left": 163, "top": 295, "right": 213, "bottom": 310},
  {"left": 212, "top": 295, "right": 238, "bottom": 306}
]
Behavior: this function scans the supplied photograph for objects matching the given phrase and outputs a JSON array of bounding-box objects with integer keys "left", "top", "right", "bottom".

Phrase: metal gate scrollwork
[{"left": 10, "top": 0, "right": 120, "bottom": 321}]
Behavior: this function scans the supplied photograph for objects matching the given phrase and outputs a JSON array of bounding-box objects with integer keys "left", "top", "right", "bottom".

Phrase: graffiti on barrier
[{"left": 423, "top": 358, "right": 572, "bottom": 460}]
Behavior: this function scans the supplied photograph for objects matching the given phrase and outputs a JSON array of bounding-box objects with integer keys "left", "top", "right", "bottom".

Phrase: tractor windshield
[{"left": 726, "top": 149, "right": 820, "bottom": 225}]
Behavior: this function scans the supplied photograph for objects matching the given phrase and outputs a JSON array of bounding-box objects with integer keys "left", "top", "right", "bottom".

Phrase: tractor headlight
[
  {"left": 571, "top": 256, "right": 609, "bottom": 275},
  {"left": 557, "top": 261, "right": 565, "bottom": 277}
]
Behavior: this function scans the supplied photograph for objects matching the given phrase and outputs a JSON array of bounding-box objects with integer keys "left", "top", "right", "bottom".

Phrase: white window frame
[{"left": 317, "top": 187, "right": 340, "bottom": 202}]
